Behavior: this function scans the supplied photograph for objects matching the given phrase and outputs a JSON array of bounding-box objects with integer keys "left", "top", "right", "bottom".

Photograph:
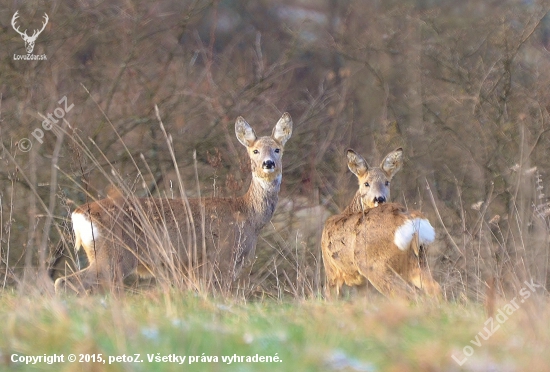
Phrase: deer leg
[
  {"left": 54, "top": 261, "right": 103, "bottom": 295},
  {"left": 358, "top": 263, "right": 415, "bottom": 300},
  {"left": 54, "top": 239, "right": 138, "bottom": 295},
  {"left": 408, "top": 263, "right": 441, "bottom": 298},
  {"left": 324, "top": 277, "right": 343, "bottom": 300},
  {"left": 55, "top": 254, "right": 137, "bottom": 295},
  {"left": 406, "top": 242, "right": 441, "bottom": 298}
]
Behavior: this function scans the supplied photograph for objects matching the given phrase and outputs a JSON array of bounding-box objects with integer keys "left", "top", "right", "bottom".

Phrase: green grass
[{"left": 0, "top": 291, "right": 548, "bottom": 371}]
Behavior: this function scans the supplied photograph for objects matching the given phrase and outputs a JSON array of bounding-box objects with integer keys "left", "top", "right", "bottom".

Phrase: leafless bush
[{"left": 2, "top": 0, "right": 550, "bottom": 300}]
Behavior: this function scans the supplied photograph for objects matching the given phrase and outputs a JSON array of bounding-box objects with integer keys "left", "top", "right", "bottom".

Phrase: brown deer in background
[
  {"left": 55, "top": 113, "right": 293, "bottom": 295},
  {"left": 342, "top": 148, "right": 404, "bottom": 212},
  {"left": 322, "top": 149, "right": 441, "bottom": 299}
]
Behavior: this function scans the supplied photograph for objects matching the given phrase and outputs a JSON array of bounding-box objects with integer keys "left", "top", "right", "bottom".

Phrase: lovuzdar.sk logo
[{"left": 12, "top": 10, "right": 48, "bottom": 61}]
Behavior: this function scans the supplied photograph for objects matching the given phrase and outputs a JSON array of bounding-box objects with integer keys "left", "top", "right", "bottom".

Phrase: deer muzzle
[
  {"left": 262, "top": 160, "right": 276, "bottom": 173},
  {"left": 373, "top": 196, "right": 386, "bottom": 207}
]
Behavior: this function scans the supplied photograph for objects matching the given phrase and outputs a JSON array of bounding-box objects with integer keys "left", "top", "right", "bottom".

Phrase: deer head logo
[{"left": 11, "top": 11, "right": 48, "bottom": 54}]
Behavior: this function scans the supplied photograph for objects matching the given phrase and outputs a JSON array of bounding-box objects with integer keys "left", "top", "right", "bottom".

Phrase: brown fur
[
  {"left": 321, "top": 149, "right": 440, "bottom": 300},
  {"left": 322, "top": 203, "right": 440, "bottom": 299},
  {"left": 55, "top": 113, "right": 292, "bottom": 294},
  {"left": 344, "top": 148, "right": 403, "bottom": 211}
]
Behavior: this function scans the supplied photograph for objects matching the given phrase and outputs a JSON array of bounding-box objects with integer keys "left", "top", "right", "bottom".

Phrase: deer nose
[
  {"left": 373, "top": 196, "right": 386, "bottom": 204},
  {"left": 262, "top": 160, "right": 275, "bottom": 169}
]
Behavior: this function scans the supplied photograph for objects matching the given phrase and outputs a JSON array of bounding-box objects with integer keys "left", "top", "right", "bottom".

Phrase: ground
[{"left": 0, "top": 291, "right": 548, "bottom": 371}]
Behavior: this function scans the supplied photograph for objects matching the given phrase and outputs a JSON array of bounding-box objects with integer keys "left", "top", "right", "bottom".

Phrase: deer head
[
  {"left": 347, "top": 148, "right": 403, "bottom": 209},
  {"left": 235, "top": 113, "right": 293, "bottom": 186},
  {"left": 12, "top": 11, "right": 49, "bottom": 54}
]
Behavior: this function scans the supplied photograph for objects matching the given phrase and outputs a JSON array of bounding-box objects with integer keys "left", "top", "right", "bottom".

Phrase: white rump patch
[
  {"left": 394, "top": 218, "right": 435, "bottom": 251},
  {"left": 72, "top": 212, "right": 99, "bottom": 250}
]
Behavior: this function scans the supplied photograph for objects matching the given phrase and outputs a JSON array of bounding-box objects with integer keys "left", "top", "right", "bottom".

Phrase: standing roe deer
[
  {"left": 55, "top": 113, "right": 293, "bottom": 294},
  {"left": 321, "top": 149, "right": 441, "bottom": 299}
]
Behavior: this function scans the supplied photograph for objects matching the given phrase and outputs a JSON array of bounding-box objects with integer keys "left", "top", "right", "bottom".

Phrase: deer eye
[
  {"left": 385, "top": 181, "right": 390, "bottom": 186},
  {"left": 274, "top": 148, "right": 280, "bottom": 153},
  {"left": 364, "top": 182, "right": 370, "bottom": 187},
  {"left": 253, "top": 149, "right": 259, "bottom": 154}
]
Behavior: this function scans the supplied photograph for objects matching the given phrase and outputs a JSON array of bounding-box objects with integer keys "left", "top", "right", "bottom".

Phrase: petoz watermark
[
  {"left": 10, "top": 352, "right": 283, "bottom": 366},
  {"left": 451, "top": 279, "right": 542, "bottom": 366},
  {"left": 17, "top": 96, "right": 73, "bottom": 152}
]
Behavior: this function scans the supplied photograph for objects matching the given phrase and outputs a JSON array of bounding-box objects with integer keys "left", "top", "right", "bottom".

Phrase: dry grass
[{"left": 2, "top": 0, "right": 550, "bottom": 300}]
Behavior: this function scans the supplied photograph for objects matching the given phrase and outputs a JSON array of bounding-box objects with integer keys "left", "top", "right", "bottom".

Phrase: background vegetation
[
  {"left": 0, "top": 1, "right": 546, "bottom": 294},
  {"left": 3, "top": 0, "right": 550, "bottom": 299}
]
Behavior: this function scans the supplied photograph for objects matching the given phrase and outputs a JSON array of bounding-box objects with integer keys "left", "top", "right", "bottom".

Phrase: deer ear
[
  {"left": 380, "top": 148, "right": 403, "bottom": 179},
  {"left": 347, "top": 149, "right": 368, "bottom": 178},
  {"left": 272, "top": 112, "right": 292, "bottom": 146},
  {"left": 235, "top": 116, "right": 257, "bottom": 147}
]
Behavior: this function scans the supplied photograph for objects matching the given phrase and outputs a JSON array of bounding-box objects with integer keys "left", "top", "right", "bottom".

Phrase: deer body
[
  {"left": 322, "top": 203, "right": 439, "bottom": 298},
  {"left": 321, "top": 149, "right": 441, "bottom": 299},
  {"left": 55, "top": 113, "right": 292, "bottom": 294}
]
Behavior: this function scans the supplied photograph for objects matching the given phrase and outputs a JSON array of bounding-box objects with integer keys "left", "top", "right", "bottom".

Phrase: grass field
[{"left": 0, "top": 290, "right": 548, "bottom": 372}]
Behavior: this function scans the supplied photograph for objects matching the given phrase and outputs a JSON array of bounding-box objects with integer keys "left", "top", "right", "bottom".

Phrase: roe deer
[
  {"left": 342, "top": 148, "right": 403, "bottom": 213},
  {"left": 321, "top": 149, "right": 441, "bottom": 299},
  {"left": 55, "top": 113, "right": 293, "bottom": 295}
]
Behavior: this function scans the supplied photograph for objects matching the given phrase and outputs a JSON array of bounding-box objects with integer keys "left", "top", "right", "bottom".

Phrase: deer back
[{"left": 322, "top": 203, "right": 435, "bottom": 288}]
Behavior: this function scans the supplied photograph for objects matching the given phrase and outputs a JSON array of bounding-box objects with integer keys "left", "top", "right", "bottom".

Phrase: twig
[{"left": 425, "top": 178, "right": 464, "bottom": 256}]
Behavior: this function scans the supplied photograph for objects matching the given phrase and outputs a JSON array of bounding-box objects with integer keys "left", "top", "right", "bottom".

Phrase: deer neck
[
  {"left": 242, "top": 173, "right": 281, "bottom": 230},
  {"left": 343, "top": 190, "right": 364, "bottom": 214}
]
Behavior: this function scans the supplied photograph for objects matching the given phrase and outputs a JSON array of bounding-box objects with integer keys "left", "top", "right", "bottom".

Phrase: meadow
[{"left": 1, "top": 290, "right": 549, "bottom": 371}]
